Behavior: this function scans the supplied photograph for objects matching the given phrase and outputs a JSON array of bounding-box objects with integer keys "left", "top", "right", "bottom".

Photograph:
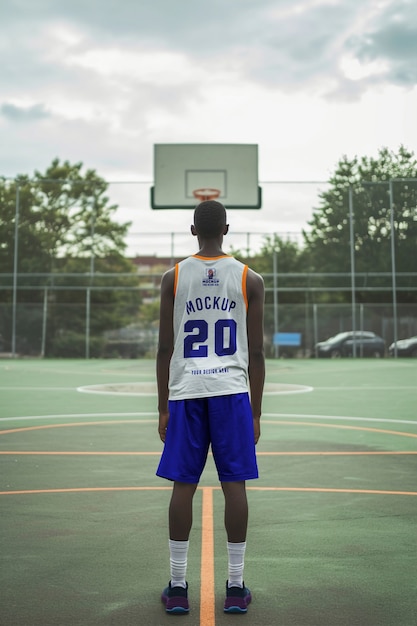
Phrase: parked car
[
  {"left": 388, "top": 336, "right": 417, "bottom": 358},
  {"left": 315, "top": 331, "right": 385, "bottom": 358}
]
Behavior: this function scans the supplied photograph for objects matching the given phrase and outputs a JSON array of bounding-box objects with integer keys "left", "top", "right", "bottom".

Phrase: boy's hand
[
  {"left": 158, "top": 411, "right": 169, "bottom": 443},
  {"left": 253, "top": 417, "right": 260, "bottom": 445}
]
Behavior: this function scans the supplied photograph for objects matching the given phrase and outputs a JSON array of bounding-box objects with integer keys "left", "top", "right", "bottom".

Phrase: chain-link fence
[
  {"left": 1, "top": 275, "right": 416, "bottom": 358},
  {"left": 1, "top": 177, "right": 416, "bottom": 358}
]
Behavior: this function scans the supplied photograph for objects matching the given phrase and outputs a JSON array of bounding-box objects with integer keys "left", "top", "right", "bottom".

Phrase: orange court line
[
  {"left": 1, "top": 419, "right": 417, "bottom": 439},
  {"left": 262, "top": 420, "right": 417, "bottom": 439},
  {"left": 1, "top": 450, "right": 417, "bottom": 456},
  {"left": 0, "top": 451, "right": 160, "bottom": 455},
  {"left": 247, "top": 487, "right": 417, "bottom": 496},
  {"left": 257, "top": 450, "right": 417, "bottom": 456},
  {"left": 1, "top": 486, "right": 416, "bottom": 497},
  {"left": 200, "top": 487, "right": 215, "bottom": 626},
  {"left": 0, "top": 420, "right": 151, "bottom": 436},
  {"left": 0, "top": 486, "right": 172, "bottom": 496}
]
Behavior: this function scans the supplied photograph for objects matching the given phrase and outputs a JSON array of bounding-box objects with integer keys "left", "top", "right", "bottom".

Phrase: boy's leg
[
  {"left": 162, "top": 482, "right": 197, "bottom": 613},
  {"left": 222, "top": 480, "right": 248, "bottom": 583},
  {"left": 169, "top": 481, "right": 198, "bottom": 540},
  {"left": 168, "top": 481, "right": 197, "bottom": 585},
  {"left": 221, "top": 480, "right": 248, "bottom": 542},
  {"left": 221, "top": 481, "right": 252, "bottom": 612},
  {"left": 158, "top": 398, "right": 208, "bottom": 613},
  {"left": 169, "top": 482, "right": 197, "bottom": 587}
]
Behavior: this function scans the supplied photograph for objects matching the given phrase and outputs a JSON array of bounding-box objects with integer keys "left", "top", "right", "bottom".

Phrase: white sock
[
  {"left": 227, "top": 541, "right": 246, "bottom": 588},
  {"left": 169, "top": 539, "right": 189, "bottom": 589}
]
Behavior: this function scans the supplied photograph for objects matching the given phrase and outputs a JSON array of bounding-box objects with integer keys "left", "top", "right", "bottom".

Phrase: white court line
[
  {"left": 76, "top": 383, "right": 314, "bottom": 396},
  {"left": 0, "top": 412, "right": 148, "bottom": 422},
  {"left": 0, "top": 385, "right": 414, "bottom": 393},
  {"left": 312, "top": 386, "right": 417, "bottom": 391},
  {"left": 77, "top": 386, "right": 155, "bottom": 397},
  {"left": 0, "top": 387, "right": 76, "bottom": 391},
  {"left": 0, "top": 412, "right": 416, "bottom": 426}
]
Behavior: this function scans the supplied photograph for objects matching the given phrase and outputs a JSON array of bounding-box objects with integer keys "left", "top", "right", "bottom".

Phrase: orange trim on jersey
[
  {"left": 173, "top": 263, "right": 179, "bottom": 296},
  {"left": 242, "top": 265, "right": 249, "bottom": 309},
  {"left": 192, "top": 254, "right": 232, "bottom": 260}
]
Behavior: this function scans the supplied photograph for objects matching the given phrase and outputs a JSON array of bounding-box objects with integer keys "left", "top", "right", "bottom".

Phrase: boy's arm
[
  {"left": 246, "top": 268, "right": 265, "bottom": 444},
  {"left": 156, "top": 267, "right": 175, "bottom": 442}
]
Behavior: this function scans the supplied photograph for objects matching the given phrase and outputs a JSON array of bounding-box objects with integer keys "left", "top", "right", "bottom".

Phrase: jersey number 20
[{"left": 184, "top": 319, "right": 237, "bottom": 357}]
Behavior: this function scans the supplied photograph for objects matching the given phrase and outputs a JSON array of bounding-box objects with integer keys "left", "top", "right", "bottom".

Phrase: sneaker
[
  {"left": 161, "top": 581, "right": 190, "bottom": 614},
  {"left": 223, "top": 580, "right": 252, "bottom": 613}
]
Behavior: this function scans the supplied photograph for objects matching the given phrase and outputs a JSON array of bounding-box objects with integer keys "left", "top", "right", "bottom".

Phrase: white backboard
[{"left": 151, "top": 143, "right": 261, "bottom": 209}]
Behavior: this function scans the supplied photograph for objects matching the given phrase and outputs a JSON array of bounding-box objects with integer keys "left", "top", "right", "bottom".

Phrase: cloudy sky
[{"left": 1, "top": 0, "right": 416, "bottom": 257}]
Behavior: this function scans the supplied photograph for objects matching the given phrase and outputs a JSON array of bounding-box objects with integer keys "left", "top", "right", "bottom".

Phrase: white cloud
[
  {"left": 0, "top": 0, "right": 416, "bottom": 255},
  {"left": 66, "top": 47, "right": 196, "bottom": 84},
  {"left": 340, "top": 55, "right": 390, "bottom": 81}
]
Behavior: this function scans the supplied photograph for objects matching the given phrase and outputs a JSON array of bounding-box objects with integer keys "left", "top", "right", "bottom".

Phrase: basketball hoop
[{"left": 192, "top": 188, "right": 221, "bottom": 202}]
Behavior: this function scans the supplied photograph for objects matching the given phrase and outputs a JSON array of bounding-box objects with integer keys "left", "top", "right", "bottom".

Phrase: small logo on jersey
[{"left": 202, "top": 268, "right": 219, "bottom": 287}]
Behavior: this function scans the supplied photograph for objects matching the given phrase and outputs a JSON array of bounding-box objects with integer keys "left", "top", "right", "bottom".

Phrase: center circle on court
[{"left": 77, "top": 382, "right": 313, "bottom": 396}]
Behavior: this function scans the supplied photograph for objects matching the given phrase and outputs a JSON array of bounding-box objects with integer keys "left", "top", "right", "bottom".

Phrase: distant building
[{"left": 130, "top": 255, "right": 185, "bottom": 274}]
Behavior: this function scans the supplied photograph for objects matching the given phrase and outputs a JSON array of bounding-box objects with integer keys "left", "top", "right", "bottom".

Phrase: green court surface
[{"left": 0, "top": 358, "right": 416, "bottom": 626}]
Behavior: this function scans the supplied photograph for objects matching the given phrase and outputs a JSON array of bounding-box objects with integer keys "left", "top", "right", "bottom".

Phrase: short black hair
[{"left": 193, "top": 200, "right": 227, "bottom": 238}]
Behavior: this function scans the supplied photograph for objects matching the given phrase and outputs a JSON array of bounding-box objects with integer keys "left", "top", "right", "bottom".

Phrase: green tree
[
  {"left": 0, "top": 174, "right": 50, "bottom": 273},
  {"left": 231, "top": 235, "right": 307, "bottom": 354},
  {"left": 48, "top": 255, "right": 141, "bottom": 340},
  {"left": 0, "top": 159, "right": 142, "bottom": 355},
  {"left": 250, "top": 234, "right": 304, "bottom": 279},
  {"left": 0, "top": 159, "right": 130, "bottom": 272},
  {"left": 303, "top": 146, "right": 417, "bottom": 302}
]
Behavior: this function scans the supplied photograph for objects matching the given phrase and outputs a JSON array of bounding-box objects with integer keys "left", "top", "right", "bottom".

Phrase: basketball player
[{"left": 156, "top": 200, "right": 265, "bottom": 614}]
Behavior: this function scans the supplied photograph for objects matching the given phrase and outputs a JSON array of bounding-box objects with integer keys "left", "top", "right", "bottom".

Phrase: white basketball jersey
[{"left": 169, "top": 255, "right": 249, "bottom": 400}]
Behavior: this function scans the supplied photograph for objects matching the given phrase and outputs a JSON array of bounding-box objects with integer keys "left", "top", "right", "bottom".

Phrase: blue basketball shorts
[{"left": 156, "top": 392, "right": 258, "bottom": 484}]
